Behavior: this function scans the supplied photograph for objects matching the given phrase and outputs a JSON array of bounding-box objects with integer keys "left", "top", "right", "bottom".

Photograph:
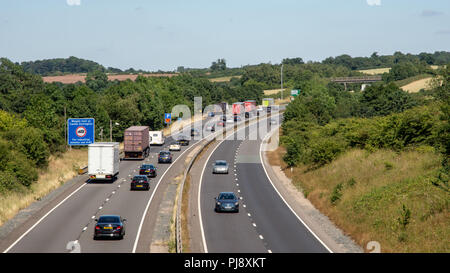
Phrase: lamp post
[
  {"left": 281, "top": 64, "right": 284, "bottom": 101},
  {"left": 110, "top": 120, "right": 120, "bottom": 142}
]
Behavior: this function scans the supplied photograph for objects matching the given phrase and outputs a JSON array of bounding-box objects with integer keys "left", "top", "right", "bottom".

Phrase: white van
[
  {"left": 88, "top": 142, "right": 120, "bottom": 181},
  {"left": 149, "top": 131, "right": 165, "bottom": 145}
]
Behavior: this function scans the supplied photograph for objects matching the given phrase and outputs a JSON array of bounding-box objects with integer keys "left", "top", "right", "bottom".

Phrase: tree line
[{"left": 0, "top": 57, "right": 263, "bottom": 193}]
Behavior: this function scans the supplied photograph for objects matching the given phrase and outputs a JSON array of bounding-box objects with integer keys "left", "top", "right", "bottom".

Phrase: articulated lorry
[
  {"left": 88, "top": 142, "right": 120, "bottom": 181},
  {"left": 124, "top": 126, "right": 150, "bottom": 160}
]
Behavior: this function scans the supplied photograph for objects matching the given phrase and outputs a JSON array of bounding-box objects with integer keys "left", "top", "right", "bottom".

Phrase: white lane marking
[
  {"left": 82, "top": 227, "right": 87, "bottom": 231},
  {"left": 99, "top": 206, "right": 102, "bottom": 210},
  {"left": 259, "top": 235, "right": 264, "bottom": 240},
  {"left": 3, "top": 181, "right": 88, "bottom": 253},
  {"left": 243, "top": 204, "right": 246, "bottom": 208},
  {"left": 259, "top": 125, "right": 333, "bottom": 253},
  {"left": 198, "top": 114, "right": 277, "bottom": 253},
  {"left": 247, "top": 213, "right": 251, "bottom": 217},
  {"left": 105, "top": 198, "right": 109, "bottom": 202},
  {"left": 253, "top": 223, "right": 257, "bottom": 227},
  {"left": 268, "top": 249, "right": 272, "bottom": 253},
  {"left": 133, "top": 122, "right": 213, "bottom": 253},
  {"left": 91, "top": 216, "right": 95, "bottom": 219}
]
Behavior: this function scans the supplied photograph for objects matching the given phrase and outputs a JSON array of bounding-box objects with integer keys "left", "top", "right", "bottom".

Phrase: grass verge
[
  {"left": 0, "top": 148, "right": 87, "bottom": 226},
  {"left": 267, "top": 146, "right": 449, "bottom": 252}
]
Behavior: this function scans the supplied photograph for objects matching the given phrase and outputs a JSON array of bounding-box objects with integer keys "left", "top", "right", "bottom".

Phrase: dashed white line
[{"left": 259, "top": 235, "right": 264, "bottom": 240}]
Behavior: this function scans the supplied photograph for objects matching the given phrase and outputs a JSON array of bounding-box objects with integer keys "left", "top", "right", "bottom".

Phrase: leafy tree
[{"left": 357, "top": 83, "right": 417, "bottom": 118}]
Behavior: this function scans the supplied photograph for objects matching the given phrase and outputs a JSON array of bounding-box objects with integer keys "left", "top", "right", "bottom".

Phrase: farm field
[
  {"left": 400, "top": 77, "right": 433, "bottom": 93},
  {"left": 358, "top": 67, "right": 391, "bottom": 75},
  {"left": 42, "top": 73, "right": 178, "bottom": 84}
]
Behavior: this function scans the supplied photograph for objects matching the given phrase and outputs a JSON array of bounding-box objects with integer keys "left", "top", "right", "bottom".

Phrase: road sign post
[{"left": 68, "top": 118, "right": 95, "bottom": 146}]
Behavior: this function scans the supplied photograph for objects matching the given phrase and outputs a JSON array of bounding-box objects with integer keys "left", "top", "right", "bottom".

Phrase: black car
[
  {"left": 222, "top": 115, "right": 227, "bottom": 121},
  {"left": 94, "top": 215, "right": 126, "bottom": 240},
  {"left": 158, "top": 151, "right": 173, "bottom": 163},
  {"left": 233, "top": 115, "right": 241, "bottom": 122},
  {"left": 177, "top": 135, "right": 190, "bottom": 146},
  {"left": 206, "top": 124, "right": 215, "bottom": 131},
  {"left": 214, "top": 192, "right": 239, "bottom": 213},
  {"left": 139, "top": 164, "right": 157, "bottom": 177},
  {"left": 130, "top": 175, "right": 150, "bottom": 190},
  {"left": 191, "top": 128, "right": 200, "bottom": 136}
]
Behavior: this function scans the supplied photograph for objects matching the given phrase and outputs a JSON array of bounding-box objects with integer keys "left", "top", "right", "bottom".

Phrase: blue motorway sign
[
  {"left": 164, "top": 113, "right": 172, "bottom": 124},
  {"left": 68, "top": 118, "right": 95, "bottom": 145}
]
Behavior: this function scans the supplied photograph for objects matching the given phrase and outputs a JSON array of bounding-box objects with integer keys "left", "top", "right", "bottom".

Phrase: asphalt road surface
[{"left": 199, "top": 114, "right": 330, "bottom": 253}]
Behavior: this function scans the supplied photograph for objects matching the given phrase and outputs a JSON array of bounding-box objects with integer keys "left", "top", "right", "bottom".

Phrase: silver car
[{"left": 212, "top": 160, "right": 229, "bottom": 174}]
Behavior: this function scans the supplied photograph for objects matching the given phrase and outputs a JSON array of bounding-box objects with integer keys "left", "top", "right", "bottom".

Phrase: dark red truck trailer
[{"left": 123, "top": 126, "right": 150, "bottom": 160}]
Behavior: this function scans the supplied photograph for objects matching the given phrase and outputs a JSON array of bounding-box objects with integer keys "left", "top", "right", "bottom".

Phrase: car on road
[
  {"left": 158, "top": 150, "right": 173, "bottom": 163},
  {"left": 215, "top": 192, "right": 239, "bottom": 213},
  {"left": 234, "top": 115, "right": 242, "bottom": 122},
  {"left": 206, "top": 124, "right": 216, "bottom": 132},
  {"left": 217, "top": 121, "right": 225, "bottom": 127},
  {"left": 270, "top": 119, "right": 277, "bottom": 125},
  {"left": 139, "top": 164, "right": 157, "bottom": 177},
  {"left": 94, "top": 215, "right": 126, "bottom": 240},
  {"left": 130, "top": 175, "right": 150, "bottom": 190},
  {"left": 226, "top": 117, "right": 234, "bottom": 124},
  {"left": 191, "top": 128, "right": 200, "bottom": 137},
  {"left": 221, "top": 115, "right": 227, "bottom": 121},
  {"left": 177, "top": 135, "right": 190, "bottom": 146},
  {"left": 208, "top": 112, "right": 215, "bottom": 117},
  {"left": 169, "top": 141, "right": 181, "bottom": 151},
  {"left": 212, "top": 160, "right": 229, "bottom": 174}
]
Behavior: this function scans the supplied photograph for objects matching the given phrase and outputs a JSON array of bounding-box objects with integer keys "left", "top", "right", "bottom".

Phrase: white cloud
[
  {"left": 366, "top": 0, "right": 381, "bottom": 6},
  {"left": 67, "top": 0, "right": 81, "bottom": 6}
]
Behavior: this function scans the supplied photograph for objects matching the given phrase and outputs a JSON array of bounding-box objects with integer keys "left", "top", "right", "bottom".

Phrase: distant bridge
[{"left": 330, "top": 76, "right": 382, "bottom": 90}]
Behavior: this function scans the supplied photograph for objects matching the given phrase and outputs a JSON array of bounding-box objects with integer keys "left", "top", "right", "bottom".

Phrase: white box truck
[
  {"left": 149, "top": 131, "right": 165, "bottom": 145},
  {"left": 88, "top": 142, "right": 120, "bottom": 181}
]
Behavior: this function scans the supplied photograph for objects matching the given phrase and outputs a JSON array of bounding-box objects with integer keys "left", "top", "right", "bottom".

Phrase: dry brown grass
[
  {"left": 264, "top": 89, "right": 284, "bottom": 96},
  {"left": 42, "top": 73, "right": 178, "bottom": 84},
  {"left": 358, "top": 68, "right": 391, "bottom": 75},
  {"left": 0, "top": 148, "right": 88, "bottom": 226},
  {"left": 269, "top": 147, "right": 449, "bottom": 252},
  {"left": 209, "top": 76, "right": 241, "bottom": 83},
  {"left": 401, "top": 77, "right": 433, "bottom": 93}
]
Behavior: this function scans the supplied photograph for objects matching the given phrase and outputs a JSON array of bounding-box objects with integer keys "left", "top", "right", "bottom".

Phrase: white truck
[
  {"left": 88, "top": 142, "right": 120, "bottom": 181},
  {"left": 149, "top": 131, "right": 165, "bottom": 145}
]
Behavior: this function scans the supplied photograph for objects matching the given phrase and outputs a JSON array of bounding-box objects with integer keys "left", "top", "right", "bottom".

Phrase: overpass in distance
[{"left": 330, "top": 76, "right": 382, "bottom": 90}]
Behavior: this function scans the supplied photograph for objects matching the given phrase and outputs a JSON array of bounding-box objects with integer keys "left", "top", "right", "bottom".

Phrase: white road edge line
[
  {"left": 132, "top": 119, "right": 219, "bottom": 253},
  {"left": 259, "top": 125, "right": 333, "bottom": 253},
  {"left": 198, "top": 114, "right": 275, "bottom": 253},
  {"left": 3, "top": 182, "right": 88, "bottom": 253}
]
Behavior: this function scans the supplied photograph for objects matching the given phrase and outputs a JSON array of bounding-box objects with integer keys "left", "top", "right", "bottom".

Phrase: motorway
[
  {"left": 1, "top": 116, "right": 218, "bottom": 253},
  {"left": 198, "top": 113, "right": 330, "bottom": 253},
  {"left": 0, "top": 107, "right": 330, "bottom": 253}
]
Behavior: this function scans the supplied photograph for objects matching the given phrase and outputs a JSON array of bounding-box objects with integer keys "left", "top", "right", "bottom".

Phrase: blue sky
[{"left": 0, "top": 0, "right": 449, "bottom": 71}]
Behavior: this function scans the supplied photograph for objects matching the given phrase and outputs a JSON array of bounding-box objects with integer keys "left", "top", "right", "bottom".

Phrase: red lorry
[
  {"left": 244, "top": 100, "right": 256, "bottom": 112},
  {"left": 232, "top": 102, "right": 244, "bottom": 115},
  {"left": 123, "top": 126, "right": 150, "bottom": 160}
]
